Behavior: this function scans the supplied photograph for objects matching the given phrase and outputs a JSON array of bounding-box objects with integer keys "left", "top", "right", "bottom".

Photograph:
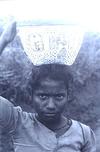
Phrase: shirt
[{"left": 0, "top": 96, "right": 96, "bottom": 152}]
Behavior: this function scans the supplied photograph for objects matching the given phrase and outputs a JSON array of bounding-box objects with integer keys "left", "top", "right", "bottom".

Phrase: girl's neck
[{"left": 36, "top": 114, "right": 67, "bottom": 131}]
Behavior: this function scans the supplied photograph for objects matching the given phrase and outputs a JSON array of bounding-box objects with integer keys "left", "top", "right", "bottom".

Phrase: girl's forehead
[{"left": 36, "top": 78, "right": 67, "bottom": 90}]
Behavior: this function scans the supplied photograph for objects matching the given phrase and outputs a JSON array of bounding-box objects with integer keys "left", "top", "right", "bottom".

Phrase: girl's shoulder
[{"left": 71, "top": 119, "right": 95, "bottom": 145}]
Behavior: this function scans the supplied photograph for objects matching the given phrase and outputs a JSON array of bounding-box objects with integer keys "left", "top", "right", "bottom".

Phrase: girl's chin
[{"left": 39, "top": 114, "right": 60, "bottom": 122}]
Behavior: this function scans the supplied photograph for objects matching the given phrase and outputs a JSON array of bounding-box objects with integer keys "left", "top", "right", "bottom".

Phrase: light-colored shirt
[{"left": 0, "top": 96, "right": 96, "bottom": 152}]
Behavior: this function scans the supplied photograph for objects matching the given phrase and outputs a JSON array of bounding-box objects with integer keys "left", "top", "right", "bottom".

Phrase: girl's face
[{"left": 33, "top": 78, "right": 68, "bottom": 122}]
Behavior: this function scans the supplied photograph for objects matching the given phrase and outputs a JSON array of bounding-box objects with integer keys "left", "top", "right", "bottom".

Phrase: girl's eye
[
  {"left": 55, "top": 94, "right": 65, "bottom": 100},
  {"left": 39, "top": 94, "right": 48, "bottom": 100}
]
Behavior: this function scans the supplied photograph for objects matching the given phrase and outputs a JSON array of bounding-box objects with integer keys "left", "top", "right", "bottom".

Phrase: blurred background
[{"left": 0, "top": 0, "right": 100, "bottom": 151}]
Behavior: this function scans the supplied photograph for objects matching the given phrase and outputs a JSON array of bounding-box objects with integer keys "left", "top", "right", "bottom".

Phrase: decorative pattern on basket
[{"left": 19, "top": 25, "right": 84, "bottom": 65}]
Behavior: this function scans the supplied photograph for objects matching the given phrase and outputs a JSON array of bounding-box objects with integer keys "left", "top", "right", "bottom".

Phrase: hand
[
  {"left": 0, "top": 21, "right": 17, "bottom": 55},
  {"left": 2, "top": 21, "right": 17, "bottom": 44}
]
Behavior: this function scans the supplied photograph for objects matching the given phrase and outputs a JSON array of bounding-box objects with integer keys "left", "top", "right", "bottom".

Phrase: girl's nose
[{"left": 47, "top": 98, "right": 55, "bottom": 110}]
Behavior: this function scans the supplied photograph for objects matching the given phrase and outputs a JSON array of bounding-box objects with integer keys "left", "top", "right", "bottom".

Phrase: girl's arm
[{"left": 0, "top": 21, "right": 16, "bottom": 55}]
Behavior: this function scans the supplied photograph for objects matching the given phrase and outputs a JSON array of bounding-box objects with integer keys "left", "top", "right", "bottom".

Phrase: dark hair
[{"left": 30, "top": 63, "right": 73, "bottom": 93}]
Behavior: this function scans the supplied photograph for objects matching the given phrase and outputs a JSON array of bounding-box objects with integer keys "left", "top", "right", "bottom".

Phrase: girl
[{"left": 0, "top": 22, "right": 96, "bottom": 152}]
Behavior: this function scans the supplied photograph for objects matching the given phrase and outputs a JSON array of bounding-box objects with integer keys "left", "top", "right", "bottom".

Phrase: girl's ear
[{"left": 67, "top": 84, "right": 74, "bottom": 103}]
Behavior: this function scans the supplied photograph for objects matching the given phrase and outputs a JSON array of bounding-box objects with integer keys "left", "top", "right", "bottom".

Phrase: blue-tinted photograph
[{"left": 0, "top": 0, "right": 99, "bottom": 151}]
